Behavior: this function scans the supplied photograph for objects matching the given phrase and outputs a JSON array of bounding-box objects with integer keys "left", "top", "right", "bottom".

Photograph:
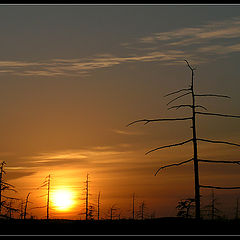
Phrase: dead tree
[
  {"left": 235, "top": 197, "right": 239, "bottom": 220},
  {"left": 132, "top": 193, "right": 135, "bottom": 220},
  {"left": 97, "top": 191, "right": 100, "bottom": 220},
  {"left": 209, "top": 190, "right": 220, "bottom": 220},
  {"left": 85, "top": 173, "right": 89, "bottom": 220},
  {"left": 23, "top": 192, "right": 31, "bottom": 220},
  {"left": 127, "top": 60, "right": 240, "bottom": 219},
  {"left": 5, "top": 200, "right": 19, "bottom": 219},
  {"left": 139, "top": 201, "right": 146, "bottom": 220},
  {"left": 110, "top": 204, "right": 118, "bottom": 220},
  {"left": 37, "top": 175, "right": 51, "bottom": 220},
  {"left": 19, "top": 200, "right": 24, "bottom": 219},
  {"left": 0, "top": 161, "right": 17, "bottom": 216}
]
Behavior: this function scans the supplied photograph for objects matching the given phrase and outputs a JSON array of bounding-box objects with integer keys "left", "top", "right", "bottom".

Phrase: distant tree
[
  {"left": 109, "top": 204, "right": 118, "bottom": 220},
  {"left": 235, "top": 197, "right": 239, "bottom": 220},
  {"left": 127, "top": 60, "right": 240, "bottom": 219},
  {"left": 137, "top": 201, "right": 147, "bottom": 220},
  {"left": 88, "top": 205, "right": 95, "bottom": 220},
  {"left": 176, "top": 198, "right": 195, "bottom": 218},
  {"left": 203, "top": 190, "right": 221, "bottom": 220},
  {"left": 4, "top": 200, "right": 19, "bottom": 219}
]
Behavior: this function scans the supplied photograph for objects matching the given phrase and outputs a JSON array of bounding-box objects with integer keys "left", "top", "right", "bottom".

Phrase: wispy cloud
[
  {"left": 28, "top": 146, "right": 132, "bottom": 166},
  {"left": 0, "top": 17, "right": 239, "bottom": 77},
  {"left": 0, "top": 50, "right": 190, "bottom": 77},
  {"left": 139, "top": 17, "right": 240, "bottom": 46},
  {"left": 112, "top": 129, "right": 144, "bottom": 136}
]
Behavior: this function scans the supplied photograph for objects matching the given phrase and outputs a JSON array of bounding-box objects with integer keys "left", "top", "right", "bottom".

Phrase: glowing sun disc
[{"left": 52, "top": 189, "right": 75, "bottom": 211}]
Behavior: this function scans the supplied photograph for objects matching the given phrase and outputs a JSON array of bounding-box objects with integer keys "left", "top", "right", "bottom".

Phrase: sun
[{"left": 52, "top": 189, "right": 75, "bottom": 212}]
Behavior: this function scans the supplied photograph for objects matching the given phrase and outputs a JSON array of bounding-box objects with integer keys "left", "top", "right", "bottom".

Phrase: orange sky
[{"left": 0, "top": 5, "right": 239, "bottom": 220}]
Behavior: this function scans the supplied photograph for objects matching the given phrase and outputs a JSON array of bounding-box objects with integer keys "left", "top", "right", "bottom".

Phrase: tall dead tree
[
  {"left": 35, "top": 175, "right": 51, "bottom": 220},
  {"left": 97, "top": 191, "right": 100, "bottom": 220},
  {"left": 132, "top": 192, "right": 135, "bottom": 220},
  {"left": 139, "top": 201, "right": 145, "bottom": 220},
  {"left": 127, "top": 60, "right": 240, "bottom": 219},
  {"left": 210, "top": 190, "right": 218, "bottom": 220},
  {"left": 85, "top": 173, "right": 89, "bottom": 220},
  {"left": 110, "top": 204, "right": 117, "bottom": 220},
  {"left": 24, "top": 192, "right": 31, "bottom": 220},
  {"left": 0, "top": 161, "right": 17, "bottom": 216},
  {"left": 235, "top": 197, "right": 239, "bottom": 220},
  {"left": 38, "top": 175, "right": 51, "bottom": 220},
  {"left": 46, "top": 175, "right": 50, "bottom": 220}
]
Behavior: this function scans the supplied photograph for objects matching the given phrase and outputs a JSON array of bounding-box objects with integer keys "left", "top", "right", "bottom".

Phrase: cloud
[
  {"left": 0, "top": 50, "right": 191, "bottom": 77},
  {"left": 112, "top": 129, "right": 144, "bottom": 136},
  {"left": 139, "top": 16, "right": 240, "bottom": 46},
  {"left": 27, "top": 146, "right": 132, "bottom": 167},
  {"left": 0, "top": 17, "right": 239, "bottom": 77}
]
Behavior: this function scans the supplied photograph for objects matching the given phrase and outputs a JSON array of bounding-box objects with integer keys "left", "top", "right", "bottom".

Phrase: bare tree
[
  {"left": 132, "top": 192, "right": 135, "bottom": 220},
  {"left": 235, "top": 197, "right": 239, "bottom": 220},
  {"left": 36, "top": 175, "right": 51, "bottom": 220},
  {"left": 85, "top": 173, "right": 89, "bottom": 220},
  {"left": 127, "top": 60, "right": 240, "bottom": 219},
  {"left": 110, "top": 204, "right": 118, "bottom": 220},
  {"left": 0, "top": 161, "right": 18, "bottom": 216},
  {"left": 203, "top": 190, "right": 221, "bottom": 220},
  {"left": 23, "top": 192, "right": 31, "bottom": 220},
  {"left": 97, "top": 191, "right": 101, "bottom": 220},
  {"left": 137, "top": 201, "right": 147, "bottom": 220}
]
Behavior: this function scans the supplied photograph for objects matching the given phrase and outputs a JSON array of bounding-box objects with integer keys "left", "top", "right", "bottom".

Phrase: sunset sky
[{"left": 0, "top": 4, "right": 240, "bottom": 220}]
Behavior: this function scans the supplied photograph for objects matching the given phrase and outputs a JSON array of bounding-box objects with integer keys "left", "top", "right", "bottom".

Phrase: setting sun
[{"left": 52, "top": 189, "right": 75, "bottom": 211}]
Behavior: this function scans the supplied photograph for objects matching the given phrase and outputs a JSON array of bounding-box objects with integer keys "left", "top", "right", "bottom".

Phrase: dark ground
[{"left": 0, "top": 217, "right": 240, "bottom": 236}]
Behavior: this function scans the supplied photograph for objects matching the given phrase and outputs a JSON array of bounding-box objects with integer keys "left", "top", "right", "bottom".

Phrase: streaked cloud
[
  {"left": 0, "top": 17, "right": 239, "bottom": 77},
  {"left": 28, "top": 146, "right": 132, "bottom": 165},
  {"left": 139, "top": 17, "right": 240, "bottom": 46},
  {"left": 112, "top": 129, "right": 144, "bottom": 136}
]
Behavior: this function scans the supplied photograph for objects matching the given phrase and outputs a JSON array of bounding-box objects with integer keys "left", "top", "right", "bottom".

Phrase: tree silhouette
[
  {"left": 0, "top": 161, "right": 18, "bottom": 216},
  {"left": 176, "top": 198, "right": 195, "bottom": 218},
  {"left": 203, "top": 190, "right": 221, "bottom": 220},
  {"left": 127, "top": 60, "right": 240, "bottom": 219}
]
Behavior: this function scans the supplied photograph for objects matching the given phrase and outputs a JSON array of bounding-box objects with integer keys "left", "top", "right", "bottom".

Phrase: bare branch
[
  {"left": 168, "top": 104, "right": 208, "bottom": 111},
  {"left": 164, "top": 88, "right": 191, "bottom": 97},
  {"left": 146, "top": 138, "right": 193, "bottom": 155},
  {"left": 126, "top": 117, "right": 192, "bottom": 127},
  {"left": 154, "top": 158, "right": 193, "bottom": 176},
  {"left": 200, "top": 185, "right": 240, "bottom": 190},
  {"left": 2, "top": 195, "right": 19, "bottom": 200},
  {"left": 168, "top": 104, "right": 193, "bottom": 110},
  {"left": 198, "top": 138, "right": 240, "bottom": 147},
  {"left": 196, "top": 112, "right": 240, "bottom": 119},
  {"left": 184, "top": 59, "right": 196, "bottom": 71},
  {"left": 198, "top": 159, "right": 240, "bottom": 165},
  {"left": 30, "top": 205, "right": 47, "bottom": 210},
  {"left": 195, "top": 94, "right": 231, "bottom": 99},
  {"left": 195, "top": 105, "right": 208, "bottom": 111},
  {"left": 2, "top": 182, "right": 15, "bottom": 188},
  {"left": 166, "top": 92, "right": 191, "bottom": 106}
]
